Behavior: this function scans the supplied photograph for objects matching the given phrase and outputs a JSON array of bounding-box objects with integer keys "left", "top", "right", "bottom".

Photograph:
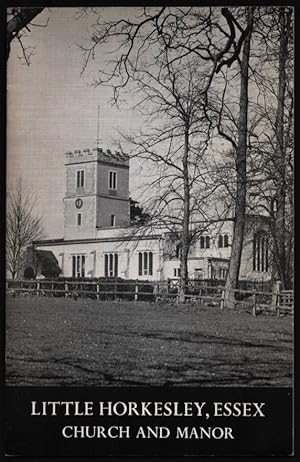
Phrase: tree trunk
[
  {"left": 225, "top": 7, "right": 254, "bottom": 305},
  {"left": 179, "top": 128, "right": 190, "bottom": 302},
  {"left": 272, "top": 8, "right": 291, "bottom": 290},
  {"left": 7, "top": 7, "right": 44, "bottom": 59}
]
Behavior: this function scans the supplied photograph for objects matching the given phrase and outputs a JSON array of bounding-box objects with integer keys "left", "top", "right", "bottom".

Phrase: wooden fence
[{"left": 6, "top": 279, "right": 293, "bottom": 317}]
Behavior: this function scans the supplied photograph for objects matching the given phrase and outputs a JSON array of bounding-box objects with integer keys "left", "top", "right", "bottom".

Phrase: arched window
[
  {"left": 200, "top": 236, "right": 210, "bottom": 249},
  {"left": 224, "top": 234, "right": 229, "bottom": 247},
  {"left": 218, "top": 235, "right": 223, "bottom": 248},
  {"left": 175, "top": 244, "right": 181, "bottom": 258},
  {"left": 253, "top": 232, "right": 269, "bottom": 272}
]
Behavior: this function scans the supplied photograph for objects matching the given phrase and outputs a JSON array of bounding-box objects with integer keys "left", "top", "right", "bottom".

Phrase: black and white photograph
[{"left": 4, "top": 3, "right": 294, "bottom": 457}]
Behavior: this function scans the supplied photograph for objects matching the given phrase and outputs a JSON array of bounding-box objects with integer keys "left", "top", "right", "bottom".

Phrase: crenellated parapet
[{"left": 65, "top": 147, "right": 129, "bottom": 167}]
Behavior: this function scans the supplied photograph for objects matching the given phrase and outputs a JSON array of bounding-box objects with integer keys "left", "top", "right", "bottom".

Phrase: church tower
[{"left": 63, "top": 148, "right": 130, "bottom": 240}]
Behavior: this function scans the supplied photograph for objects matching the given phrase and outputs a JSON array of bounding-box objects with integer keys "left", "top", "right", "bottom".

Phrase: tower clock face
[{"left": 75, "top": 198, "right": 83, "bottom": 209}]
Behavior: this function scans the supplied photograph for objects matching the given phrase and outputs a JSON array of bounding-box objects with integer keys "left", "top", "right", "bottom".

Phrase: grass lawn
[{"left": 5, "top": 296, "right": 293, "bottom": 386}]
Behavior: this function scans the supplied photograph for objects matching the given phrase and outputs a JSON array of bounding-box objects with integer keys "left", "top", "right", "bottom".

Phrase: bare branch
[{"left": 7, "top": 7, "right": 44, "bottom": 59}]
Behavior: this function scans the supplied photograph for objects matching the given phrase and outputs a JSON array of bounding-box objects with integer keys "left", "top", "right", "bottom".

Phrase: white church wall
[
  {"left": 34, "top": 146, "right": 272, "bottom": 283},
  {"left": 36, "top": 235, "right": 163, "bottom": 280}
]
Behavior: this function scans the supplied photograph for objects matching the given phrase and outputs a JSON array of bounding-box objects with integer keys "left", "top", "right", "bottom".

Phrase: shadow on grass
[
  {"left": 6, "top": 330, "right": 293, "bottom": 387},
  {"left": 5, "top": 297, "right": 293, "bottom": 387},
  {"left": 82, "top": 327, "right": 293, "bottom": 352}
]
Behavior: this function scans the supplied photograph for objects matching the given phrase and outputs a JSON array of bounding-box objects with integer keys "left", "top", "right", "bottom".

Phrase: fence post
[
  {"left": 220, "top": 289, "right": 225, "bottom": 310},
  {"left": 198, "top": 287, "right": 202, "bottom": 304},
  {"left": 177, "top": 279, "right": 182, "bottom": 304},
  {"left": 252, "top": 291, "right": 257, "bottom": 317},
  {"left": 135, "top": 282, "right": 138, "bottom": 302},
  {"left": 114, "top": 279, "right": 117, "bottom": 301},
  {"left": 154, "top": 283, "right": 158, "bottom": 303},
  {"left": 276, "top": 292, "right": 280, "bottom": 317},
  {"left": 96, "top": 283, "right": 99, "bottom": 301},
  {"left": 64, "top": 282, "right": 68, "bottom": 298},
  {"left": 36, "top": 281, "right": 40, "bottom": 296}
]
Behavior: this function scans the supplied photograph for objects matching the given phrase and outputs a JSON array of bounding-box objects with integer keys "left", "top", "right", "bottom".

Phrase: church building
[{"left": 33, "top": 147, "right": 272, "bottom": 282}]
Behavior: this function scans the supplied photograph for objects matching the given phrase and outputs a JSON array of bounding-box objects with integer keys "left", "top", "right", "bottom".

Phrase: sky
[
  {"left": 7, "top": 6, "right": 271, "bottom": 240},
  {"left": 7, "top": 7, "right": 147, "bottom": 238}
]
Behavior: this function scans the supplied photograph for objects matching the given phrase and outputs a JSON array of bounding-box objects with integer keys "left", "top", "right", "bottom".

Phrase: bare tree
[
  {"left": 245, "top": 6, "right": 294, "bottom": 289},
  {"left": 116, "top": 52, "right": 229, "bottom": 299},
  {"left": 6, "top": 7, "right": 46, "bottom": 62},
  {"left": 271, "top": 7, "right": 293, "bottom": 289},
  {"left": 78, "top": 7, "right": 257, "bottom": 295},
  {"left": 209, "top": 6, "right": 294, "bottom": 292},
  {"left": 80, "top": 6, "right": 254, "bottom": 104},
  {"left": 223, "top": 7, "right": 254, "bottom": 302},
  {"left": 6, "top": 179, "right": 44, "bottom": 279}
]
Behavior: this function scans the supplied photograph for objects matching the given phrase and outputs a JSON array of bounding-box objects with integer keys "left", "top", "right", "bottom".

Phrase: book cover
[{"left": 3, "top": 3, "right": 294, "bottom": 459}]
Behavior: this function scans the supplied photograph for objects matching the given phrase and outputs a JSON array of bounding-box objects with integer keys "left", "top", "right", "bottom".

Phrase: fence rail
[{"left": 6, "top": 279, "right": 293, "bottom": 317}]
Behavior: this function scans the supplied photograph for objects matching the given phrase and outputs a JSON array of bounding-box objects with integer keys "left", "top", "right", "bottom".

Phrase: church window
[
  {"left": 76, "top": 170, "right": 84, "bottom": 189},
  {"left": 104, "top": 253, "right": 118, "bottom": 277},
  {"left": 77, "top": 213, "right": 81, "bottom": 226},
  {"left": 224, "top": 234, "right": 229, "bottom": 247},
  {"left": 253, "top": 232, "right": 269, "bottom": 272},
  {"left": 174, "top": 268, "right": 181, "bottom": 277},
  {"left": 111, "top": 214, "right": 116, "bottom": 227},
  {"left": 200, "top": 236, "right": 210, "bottom": 249},
  {"left": 219, "top": 267, "right": 227, "bottom": 279},
  {"left": 138, "top": 251, "right": 153, "bottom": 276},
  {"left": 72, "top": 255, "right": 85, "bottom": 278},
  {"left": 218, "top": 234, "right": 229, "bottom": 248},
  {"left": 175, "top": 244, "right": 181, "bottom": 258},
  {"left": 108, "top": 171, "right": 117, "bottom": 190}
]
